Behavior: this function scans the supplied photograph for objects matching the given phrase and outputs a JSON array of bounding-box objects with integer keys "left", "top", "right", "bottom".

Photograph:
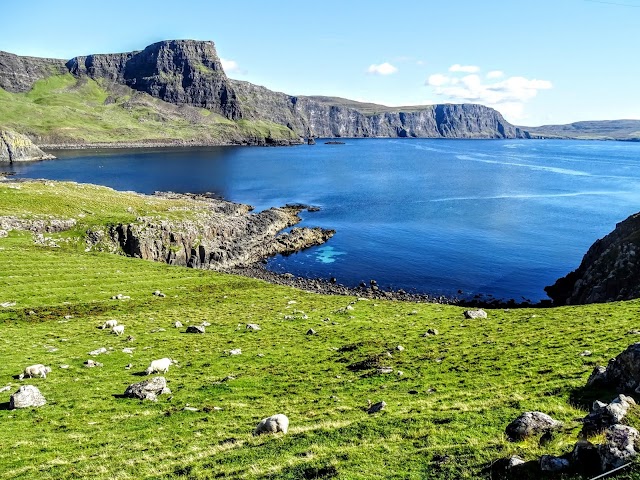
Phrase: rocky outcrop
[
  {"left": 0, "top": 129, "right": 55, "bottom": 163},
  {"left": 66, "top": 40, "right": 242, "bottom": 120},
  {"left": 87, "top": 193, "right": 334, "bottom": 270},
  {"left": 124, "top": 377, "right": 171, "bottom": 401},
  {"left": 545, "top": 212, "right": 640, "bottom": 304},
  {"left": 232, "top": 79, "right": 529, "bottom": 139},
  {"left": 0, "top": 51, "right": 67, "bottom": 93},
  {"left": 505, "top": 411, "right": 562, "bottom": 441},
  {"left": 586, "top": 343, "right": 640, "bottom": 394}
]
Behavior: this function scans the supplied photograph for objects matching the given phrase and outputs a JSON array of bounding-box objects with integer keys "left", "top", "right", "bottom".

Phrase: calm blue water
[{"left": 7, "top": 139, "right": 640, "bottom": 301}]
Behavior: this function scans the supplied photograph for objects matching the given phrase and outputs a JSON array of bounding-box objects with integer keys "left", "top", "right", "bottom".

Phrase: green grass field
[
  {"left": 0, "top": 74, "right": 298, "bottom": 145},
  {"left": 0, "top": 180, "right": 639, "bottom": 479}
]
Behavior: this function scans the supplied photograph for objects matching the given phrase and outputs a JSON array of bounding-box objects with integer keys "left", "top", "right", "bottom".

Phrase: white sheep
[
  {"left": 18, "top": 364, "right": 52, "bottom": 380},
  {"left": 101, "top": 319, "right": 118, "bottom": 330},
  {"left": 111, "top": 325, "right": 125, "bottom": 335},
  {"left": 146, "top": 357, "right": 173, "bottom": 375},
  {"left": 254, "top": 414, "right": 289, "bottom": 435}
]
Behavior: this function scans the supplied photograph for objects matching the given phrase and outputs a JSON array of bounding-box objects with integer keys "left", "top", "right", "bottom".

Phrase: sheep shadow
[
  {"left": 132, "top": 371, "right": 148, "bottom": 377},
  {"left": 0, "top": 402, "right": 11, "bottom": 410},
  {"left": 568, "top": 384, "right": 620, "bottom": 411}
]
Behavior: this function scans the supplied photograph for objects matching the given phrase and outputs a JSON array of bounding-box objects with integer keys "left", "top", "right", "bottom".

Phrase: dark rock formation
[
  {"left": 232, "top": 79, "right": 529, "bottom": 139},
  {"left": 0, "top": 51, "right": 67, "bottom": 92},
  {"left": 582, "top": 394, "right": 636, "bottom": 435},
  {"left": 586, "top": 343, "right": 640, "bottom": 393},
  {"left": 0, "top": 129, "right": 55, "bottom": 163},
  {"left": 505, "top": 411, "right": 562, "bottom": 441},
  {"left": 87, "top": 193, "right": 334, "bottom": 270},
  {"left": 67, "top": 40, "right": 242, "bottom": 119},
  {"left": 124, "top": 376, "right": 171, "bottom": 401},
  {"left": 545, "top": 212, "right": 640, "bottom": 304}
]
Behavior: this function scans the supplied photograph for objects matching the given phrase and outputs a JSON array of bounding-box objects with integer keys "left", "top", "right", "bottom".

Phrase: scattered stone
[
  {"left": 122, "top": 348, "right": 134, "bottom": 354},
  {"left": 506, "top": 456, "right": 525, "bottom": 468},
  {"left": 367, "top": 401, "right": 386, "bottom": 414},
  {"left": 123, "top": 376, "right": 171, "bottom": 401},
  {"left": 126, "top": 335, "right": 135, "bottom": 342},
  {"left": 463, "top": 309, "right": 487, "bottom": 319},
  {"left": 599, "top": 424, "right": 639, "bottom": 471},
  {"left": 423, "top": 328, "right": 439, "bottom": 336},
  {"left": 111, "top": 294, "right": 130, "bottom": 300},
  {"left": 408, "top": 310, "right": 418, "bottom": 316},
  {"left": 580, "top": 350, "right": 592, "bottom": 356},
  {"left": 201, "top": 321, "right": 211, "bottom": 327},
  {"left": 540, "top": 455, "right": 570, "bottom": 472},
  {"left": 384, "top": 351, "right": 393, "bottom": 358},
  {"left": 88, "top": 347, "right": 107, "bottom": 356},
  {"left": 229, "top": 349, "right": 242, "bottom": 356},
  {"left": 396, "top": 345, "right": 405, "bottom": 352},
  {"left": 287, "top": 300, "right": 297, "bottom": 305},
  {"left": 627, "top": 330, "right": 640, "bottom": 335},
  {"left": 246, "top": 323, "right": 261, "bottom": 331},
  {"left": 254, "top": 414, "right": 289, "bottom": 435},
  {"left": 63, "top": 315, "right": 73, "bottom": 320},
  {"left": 125, "top": 364, "right": 133, "bottom": 370},
  {"left": 10, "top": 385, "right": 46, "bottom": 409},
  {"left": 583, "top": 394, "right": 636, "bottom": 434},
  {"left": 306, "top": 328, "right": 316, "bottom": 336},
  {"left": 186, "top": 325, "right": 205, "bottom": 334},
  {"left": 376, "top": 367, "right": 393, "bottom": 374},
  {"left": 150, "top": 328, "right": 166, "bottom": 333},
  {"left": 1, "top": 301, "right": 16, "bottom": 308},
  {"left": 256, "top": 353, "right": 265, "bottom": 358},
  {"left": 84, "top": 359, "right": 103, "bottom": 368},
  {"left": 183, "top": 406, "right": 199, "bottom": 412},
  {"left": 346, "top": 305, "right": 354, "bottom": 311},
  {"left": 586, "top": 343, "right": 640, "bottom": 392},
  {"left": 59, "top": 365, "right": 69, "bottom": 369},
  {"left": 505, "top": 411, "right": 562, "bottom": 441},
  {"left": 396, "top": 370, "right": 404, "bottom": 376},
  {"left": 152, "top": 290, "right": 166, "bottom": 297},
  {"left": 0, "top": 385, "right": 11, "bottom": 393}
]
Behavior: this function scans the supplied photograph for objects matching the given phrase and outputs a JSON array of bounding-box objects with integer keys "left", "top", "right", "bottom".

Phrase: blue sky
[{"left": 1, "top": 0, "right": 638, "bottom": 126}]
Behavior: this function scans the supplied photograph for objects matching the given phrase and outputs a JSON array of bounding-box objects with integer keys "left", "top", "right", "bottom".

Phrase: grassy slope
[
  {"left": 1, "top": 181, "right": 640, "bottom": 479},
  {"left": 0, "top": 74, "right": 298, "bottom": 145}
]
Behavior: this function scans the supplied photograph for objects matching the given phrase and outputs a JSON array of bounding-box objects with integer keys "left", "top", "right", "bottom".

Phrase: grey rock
[
  {"left": 367, "top": 401, "right": 386, "bottom": 414},
  {"left": 0, "top": 129, "right": 55, "bottom": 163},
  {"left": 246, "top": 323, "right": 261, "bottom": 331},
  {"left": 506, "top": 455, "right": 525, "bottom": 468},
  {"left": 254, "top": 413, "right": 289, "bottom": 435},
  {"left": 124, "top": 376, "right": 171, "bottom": 401},
  {"left": 201, "top": 321, "right": 211, "bottom": 327},
  {"left": 84, "top": 359, "right": 103, "bottom": 368},
  {"left": 423, "top": 328, "right": 439, "bottom": 336},
  {"left": 10, "top": 385, "right": 46, "bottom": 409},
  {"left": 463, "top": 309, "right": 487, "bottom": 319},
  {"left": 580, "top": 350, "right": 592, "bottom": 356},
  {"left": 505, "top": 411, "right": 562, "bottom": 441},
  {"left": 376, "top": 367, "right": 393, "bottom": 374},
  {"left": 587, "top": 343, "right": 640, "bottom": 393},
  {"left": 228, "top": 348, "right": 242, "bottom": 355},
  {"left": 583, "top": 394, "right": 636, "bottom": 434},
  {"left": 599, "top": 424, "right": 639, "bottom": 471},
  {"left": 174, "top": 321, "right": 183, "bottom": 328},
  {"left": 306, "top": 328, "right": 316, "bottom": 336},
  {"left": 587, "top": 365, "right": 609, "bottom": 387},
  {"left": 395, "top": 345, "right": 405, "bottom": 352},
  {"left": 88, "top": 347, "right": 107, "bottom": 356},
  {"left": 0, "top": 385, "right": 10, "bottom": 393},
  {"left": 186, "top": 325, "right": 205, "bottom": 334},
  {"left": 540, "top": 455, "right": 570, "bottom": 472},
  {"left": 152, "top": 290, "right": 166, "bottom": 297},
  {"left": 183, "top": 406, "right": 199, "bottom": 412}
]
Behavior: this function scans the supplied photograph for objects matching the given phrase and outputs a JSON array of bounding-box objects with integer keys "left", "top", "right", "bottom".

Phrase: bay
[{"left": 7, "top": 139, "right": 640, "bottom": 302}]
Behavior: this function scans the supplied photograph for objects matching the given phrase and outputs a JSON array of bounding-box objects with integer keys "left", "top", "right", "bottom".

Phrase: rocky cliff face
[
  {"left": 0, "top": 51, "right": 67, "bottom": 93},
  {"left": 0, "top": 129, "right": 55, "bottom": 162},
  {"left": 545, "top": 212, "right": 640, "bottom": 304},
  {"left": 87, "top": 194, "right": 334, "bottom": 270},
  {"left": 66, "top": 40, "right": 242, "bottom": 119},
  {"left": 232, "top": 80, "right": 528, "bottom": 139}
]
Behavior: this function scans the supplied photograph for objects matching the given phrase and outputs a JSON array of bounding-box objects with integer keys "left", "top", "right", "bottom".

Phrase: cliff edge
[{"left": 545, "top": 212, "right": 640, "bottom": 304}]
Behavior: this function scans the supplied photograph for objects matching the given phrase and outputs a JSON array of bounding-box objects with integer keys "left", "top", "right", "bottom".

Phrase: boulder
[
  {"left": 582, "top": 394, "right": 636, "bottom": 435},
  {"left": 599, "top": 424, "right": 639, "bottom": 471},
  {"left": 186, "top": 325, "right": 205, "bottom": 334},
  {"left": 587, "top": 365, "right": 608, "bottom": 387},
  {"left": 588, "top": 343, "right": 640, "bottom": 393},
  {"left": 0, "top": 129, "right": 55, "bottom": 163},
  {"left": 254, "top": 413, "right": 289, "bottom": 435},
  {"left": 367, "top": 401, "right": 386, "bottom": 414},
  {"left": 10, "top": 385, "right": 46, "bottom": 409},
  {"left": 463, "top": 309, "right": 487, "bottom": 319},
  {"left": 505, "top": 411, "right": 562, "bottom": 441},
  {"left": 88, "top": 347, "right": 107, "bottom": 356},
  {"left": 124, "top": 377, "right": 171, "bottom": 401},
  {"left": 246, "top": 323, "right": 261, "bottom": 331},
  {"left": 539, "top": 455, "right": 570, "bottom": 472}
]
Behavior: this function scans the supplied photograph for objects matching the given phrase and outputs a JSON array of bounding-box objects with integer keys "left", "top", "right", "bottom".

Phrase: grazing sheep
[
  {"left": 254, "top": 414, "right": 289, "bottom": 435},
  {"left": 111, "top": 325, "right": 125, "bottom": 335},
  {"left": 18, "top": 364, "right": 52, "bottom": 380},
  {"left": 101, "top": 319, "right": 118, "bottom": 330},
  {"left": 146, "top": 358, "right": 173, "bottom": 375}
]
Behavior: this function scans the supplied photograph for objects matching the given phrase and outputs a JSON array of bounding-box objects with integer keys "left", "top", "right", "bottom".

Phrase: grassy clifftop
[
  {"left": 0, "top": 74, "right": 299, "bottom": 146},
  {"left": 0, "top": 179, "right": 639, "bottom": 478}
]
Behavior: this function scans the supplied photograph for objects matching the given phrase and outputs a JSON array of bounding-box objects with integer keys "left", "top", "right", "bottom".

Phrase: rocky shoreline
[{"left": 39, "top": 138, "right": 302, "bottom": 151}]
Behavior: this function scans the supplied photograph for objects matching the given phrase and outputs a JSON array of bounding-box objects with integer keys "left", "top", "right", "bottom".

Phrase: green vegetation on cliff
[
  {"left": 0, "top": 74, "right": 299, "bottom": 146},
  {"left": 0, "top": 180, "right": 639, "bottom": 479}
]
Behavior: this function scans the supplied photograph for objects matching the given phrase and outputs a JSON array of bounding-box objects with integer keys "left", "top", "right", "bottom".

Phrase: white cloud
[
  {"left": 426, "top": 73, "right": 451, "bottom": 87},
  {"left": 220, "top": 58, "right": 241, "bottom": 73},
  {"left": 416, "top": 60, "right": 426, "bottom": 66},
  {"left": 426, "top": 68, "right": 553, "bottom": 121},
  {"left": 449, "top": 64, "right": 480, "bottom": 73},
  {"left": 367, "top": 62, "right": 398, "bottom": 75}
]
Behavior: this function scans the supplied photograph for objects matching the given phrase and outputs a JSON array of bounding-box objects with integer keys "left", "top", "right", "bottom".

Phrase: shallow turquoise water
[{"left": 9, "top": 138, "right": 640, "bottom": 301}]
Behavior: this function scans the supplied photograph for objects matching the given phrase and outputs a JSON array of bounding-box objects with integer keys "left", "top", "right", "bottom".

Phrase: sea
[{"left": 7, "top": 138, "right": 640, "bottom": 302}]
